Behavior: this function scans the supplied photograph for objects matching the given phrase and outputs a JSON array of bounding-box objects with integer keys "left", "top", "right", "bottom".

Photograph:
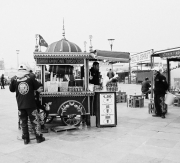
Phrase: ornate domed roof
[{"left": 46, "top": 38, "right": 82, "bottom": 52}]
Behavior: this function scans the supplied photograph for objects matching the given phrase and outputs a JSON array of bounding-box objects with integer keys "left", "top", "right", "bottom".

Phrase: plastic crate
[
  {"left": 116, "top": 94, "right": 127, "bottom": 103},
  {"left": 173, "top": 97, "right": 180, "bottom": 107}
]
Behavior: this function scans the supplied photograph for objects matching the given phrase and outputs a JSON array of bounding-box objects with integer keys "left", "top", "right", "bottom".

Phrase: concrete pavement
[{"left": 1, "top": 84, "right": 180, "bottom": 163}]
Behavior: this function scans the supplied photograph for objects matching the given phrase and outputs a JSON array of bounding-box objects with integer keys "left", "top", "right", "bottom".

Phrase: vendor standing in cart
[
  {"left": 89, "top": 61, "right": 100, "bottom": 85},
  {"left": 89, "top": 61, "right": 101, "bottom": 117}
]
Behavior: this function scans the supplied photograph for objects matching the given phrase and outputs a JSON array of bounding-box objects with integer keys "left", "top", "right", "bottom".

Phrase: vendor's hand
[{"left": 37, "top": 86, "right": 43, "bottom": 92}]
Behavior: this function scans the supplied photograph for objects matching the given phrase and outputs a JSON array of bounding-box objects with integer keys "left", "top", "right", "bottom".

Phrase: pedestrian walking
[
  {"left": 9, "top": 65, "right": 45, "bottom": 144},
  {"left": 152, "top": 67, "right": 169, "bottom": 118},
  {"left": 107, "top": 69, "right": 115, "bottom": 79},
  {"left": 141, "top": 77, "right": 151, "bottom": 99},
  {"left": 1, "top": 74, "right": 5, "bottom": 89}
]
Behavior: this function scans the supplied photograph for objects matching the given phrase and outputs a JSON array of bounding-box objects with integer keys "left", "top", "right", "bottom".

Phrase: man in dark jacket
[
  {"left": 141, "top": 77, "right": 151, "bottom": 99},
  {"left": 107, "top": 69, "right": 115, "bottom": 79},
  {"left": 9, "top": 65, "right": 45, "bottom": 144},
  {"left": 152, "top": 67, "right": 169, "bottom": 118}
]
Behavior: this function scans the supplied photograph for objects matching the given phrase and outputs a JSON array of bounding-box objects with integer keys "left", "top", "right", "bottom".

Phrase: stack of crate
[
  {"left": 116, "top": 91, "right": 127, "bottom": 103},
  {"left": 148, "top": 98, "right": 154, "bottom": 114},
  {"left": 127, "top": 95, "right": 144, "bottom": 108}
]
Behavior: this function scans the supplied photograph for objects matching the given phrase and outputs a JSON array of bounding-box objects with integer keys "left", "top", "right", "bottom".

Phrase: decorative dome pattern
[{"left": 46, "top": 39, "right": 82, "bottom": 52}]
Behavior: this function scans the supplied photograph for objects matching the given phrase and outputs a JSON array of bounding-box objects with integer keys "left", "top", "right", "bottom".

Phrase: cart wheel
[
  {"left": 61, "top": 114, "right": 82, "bottom": 126},
  {"left": 45, "top": 116, "right": 54, "bottom": 124}
]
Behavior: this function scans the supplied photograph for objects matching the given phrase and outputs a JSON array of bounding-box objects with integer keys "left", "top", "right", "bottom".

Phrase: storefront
[{"left": 151, "top": 47, "right": 180, "bottom": 89}]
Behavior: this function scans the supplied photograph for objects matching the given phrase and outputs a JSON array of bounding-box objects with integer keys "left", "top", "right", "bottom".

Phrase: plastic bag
[{"left": 165, "top": 92, "right": 175, "bottom": 105}]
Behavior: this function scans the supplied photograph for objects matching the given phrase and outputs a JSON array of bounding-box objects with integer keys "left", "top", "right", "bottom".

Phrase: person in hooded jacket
[
  {"left": 152, "top": 67, "right": 169, "bottom": 119},
  {"left": 9, "top": 65, "right": 45, "bottom": 144}
]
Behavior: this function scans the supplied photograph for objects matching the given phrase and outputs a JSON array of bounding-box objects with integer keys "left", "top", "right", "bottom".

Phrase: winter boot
[
  {"left": 24, "top": 138, "right": 30, "bottom": 145},
  {"left": 161, "top": 113, "right": 166, "bottom": 119},
  {"left": 22, "top": 135, "right": 30, "bottom": 145},
  {"left": 36, "top": 134, "right": 45, "bottom": 143}
]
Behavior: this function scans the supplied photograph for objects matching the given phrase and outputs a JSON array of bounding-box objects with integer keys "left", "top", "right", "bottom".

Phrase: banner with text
[{"left": 130, "top": 49, "right": 153, "bottom": 64}]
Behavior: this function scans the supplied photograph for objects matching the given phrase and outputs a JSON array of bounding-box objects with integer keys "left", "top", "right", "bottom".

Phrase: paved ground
[{"left": 1, "top": 84, "right": 180, "bottom": 163}]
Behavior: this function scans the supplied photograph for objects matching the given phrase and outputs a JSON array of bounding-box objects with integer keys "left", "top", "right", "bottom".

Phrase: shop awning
[
  {"left": 91, "top": 50, "right": 130, "bottom": 63},
  {"left": 34, "top": 52, "right": 95, "bottom": 59},
  {"left": 152, "top": 47, "right": 180, "bottom": 59}
]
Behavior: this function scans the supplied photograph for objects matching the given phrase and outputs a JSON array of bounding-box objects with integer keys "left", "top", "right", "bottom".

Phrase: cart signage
[
  {"left": 36, "top": 58, "right": 84, "bottom": 65},
  {"left": 59, "top": 100, "right": 86, "bottom": 116},
  {"left": 160, "top": 50, "right": 180, "bottom": 58},
  {"left": 130, "top": 49, "right": 153, "bottom": 64},
  {"left": 99, "top": 93, "right": 115, "bottom": 125}
]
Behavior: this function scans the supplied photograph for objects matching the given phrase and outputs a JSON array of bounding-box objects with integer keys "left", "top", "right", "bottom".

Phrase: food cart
[{"left": 33, "top": 51, "right": 96, "bottom": 128}]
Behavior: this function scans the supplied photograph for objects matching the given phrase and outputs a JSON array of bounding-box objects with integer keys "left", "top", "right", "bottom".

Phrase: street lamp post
[
  {"left": 84, "top": 41, "right": 87, "bottom": 52},
  {"left": 108, "top": 39, "right": 115, "bottom": 51},
  {"left": 16, "top": 50, "right": 19, "bottom": 69}
]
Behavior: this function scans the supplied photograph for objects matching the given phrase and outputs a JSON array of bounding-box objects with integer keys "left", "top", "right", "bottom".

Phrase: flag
[{"left": 39, "top": 35, "right": 48, "bottom": 47}]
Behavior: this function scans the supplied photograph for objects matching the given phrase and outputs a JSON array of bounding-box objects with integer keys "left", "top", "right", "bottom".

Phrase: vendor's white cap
[{"left": 18, "top": 64, "right": 27, "bottom": 71}]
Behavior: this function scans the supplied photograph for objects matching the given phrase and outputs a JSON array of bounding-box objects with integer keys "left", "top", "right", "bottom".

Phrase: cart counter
[
  {"left": 40, "top": 91, "right": 94, "bottom": 97},
  {"left": 40, "top": 91, "right": 94, "bottom": 117}
]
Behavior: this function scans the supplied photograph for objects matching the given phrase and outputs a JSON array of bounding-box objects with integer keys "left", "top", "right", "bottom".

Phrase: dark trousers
[
  {"left": 142, "top": 90, "right": 151, "bottom": 99},
  {"left": 18, "top": 108, "right": 41, "bottom": 139},
  {"left": 37, "top": 108, "right": 47, "bottom": 129},
  {"left": 1, "top": 81, "right": 5, "bottom": 89},
  {"left": 154, "top": 94, "right": 166, "bottom": 116}
]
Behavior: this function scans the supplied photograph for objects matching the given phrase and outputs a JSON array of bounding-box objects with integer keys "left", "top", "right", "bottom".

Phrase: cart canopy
[{"left": 91, "top": 50, "right": 130, "bottom": 63}]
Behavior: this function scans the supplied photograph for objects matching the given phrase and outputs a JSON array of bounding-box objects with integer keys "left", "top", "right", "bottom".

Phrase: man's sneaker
[
  {"left": 161, "top": 115, "right": 165, "bottom": 119},
  {"left": 152, "top": 114, "right": 161, "bottom": 117}
]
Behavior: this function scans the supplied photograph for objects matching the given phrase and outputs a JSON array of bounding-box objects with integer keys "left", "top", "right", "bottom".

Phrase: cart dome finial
[
  {"left": 62, "top": 18, "right": 65, "bottom": 39},
  {"left": 45, "top": 19, "right": 82, "bottom": 52}
]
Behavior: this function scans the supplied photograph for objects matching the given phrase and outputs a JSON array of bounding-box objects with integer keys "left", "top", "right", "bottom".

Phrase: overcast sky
[{"left": 1, "top": 0, "right": 180, "bottom": 68}]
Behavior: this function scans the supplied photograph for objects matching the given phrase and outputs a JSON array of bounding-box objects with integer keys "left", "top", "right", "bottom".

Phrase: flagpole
[
  {"left": 38, "top": 34, "right": 41, "bottom": 52},
  {"left": 35, "top": 34, "right": 39, "bottom": 52}
]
